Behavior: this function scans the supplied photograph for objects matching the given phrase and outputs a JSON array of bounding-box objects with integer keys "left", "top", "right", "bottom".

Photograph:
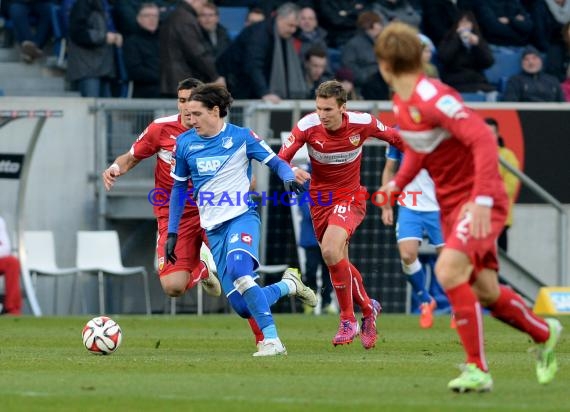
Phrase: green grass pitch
[{"left": 0, "top": 314, "right": 567, "bottom": 412}]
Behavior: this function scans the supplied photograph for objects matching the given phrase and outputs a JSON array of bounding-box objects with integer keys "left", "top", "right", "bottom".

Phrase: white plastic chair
[
  {"left": 24, "top": 231, "right": 79, "bottom": 314},
  {"left": 76, "top": 231, "right": 151, "bottom": 315}
]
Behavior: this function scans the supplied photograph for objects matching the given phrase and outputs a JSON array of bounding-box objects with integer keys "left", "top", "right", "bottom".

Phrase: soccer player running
[
  {"left": 381, "top": 145, "right": 445, "bottom": 329},
  {"left": 279, "top": 80, "right": 404, "bottom": 349},
  {"left": 375, "top": 22, "right": 562, "bottom": 392},
  {"left": 166, "top": 84, "right": 317, "bottom": 356},
  {"left": 102, "top": 78, "right": 222, "bottom": 303}
]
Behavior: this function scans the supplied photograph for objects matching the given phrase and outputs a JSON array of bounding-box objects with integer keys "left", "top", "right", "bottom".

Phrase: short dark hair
[
  {"left": 177, "top": 77, "right": 203, "bottom": 92},
  {"left": 190, "top": 84, "right": 233, "bottom": 118},
  {"left": 316, "top": 80, "right": 347, "bottom": 106},
  {"left": 304, "top": 45, "right": 327, "bottom": 62}
]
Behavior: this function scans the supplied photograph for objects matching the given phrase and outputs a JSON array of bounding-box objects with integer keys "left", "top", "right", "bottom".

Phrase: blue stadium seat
[
  {"left": 218, "top": 6, "right": 248, "bottom": 40},
  {"left": 460, "top": 92, "right": 487, "bottom": 102},
  {"left": 484, "top": 46, "right": 523, "bottom": 93}
]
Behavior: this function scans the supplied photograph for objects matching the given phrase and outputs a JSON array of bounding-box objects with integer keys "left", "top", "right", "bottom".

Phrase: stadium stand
[{"left": 218, "top": 6, "right": 248, "bottom": 40}]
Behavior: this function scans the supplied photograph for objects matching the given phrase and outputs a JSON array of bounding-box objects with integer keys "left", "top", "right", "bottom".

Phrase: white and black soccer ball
[{"left": 82, "top": 316, "right": 122, "bottom": 355}]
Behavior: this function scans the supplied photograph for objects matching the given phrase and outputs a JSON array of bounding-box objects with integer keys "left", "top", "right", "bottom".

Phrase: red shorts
[
  {"left": 443, "top": 203, "right": 507, "bottom": 280},
  {"left": 311, "top": 196, "right": 366, "bottom": 243},
  {"left": 156, "top": 211, "right": 207, "bottom": 277}
]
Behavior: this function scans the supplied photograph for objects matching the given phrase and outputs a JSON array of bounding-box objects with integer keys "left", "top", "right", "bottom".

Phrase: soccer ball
[{"left": 82, "top": 316, "right": 122, "bottom": 355}]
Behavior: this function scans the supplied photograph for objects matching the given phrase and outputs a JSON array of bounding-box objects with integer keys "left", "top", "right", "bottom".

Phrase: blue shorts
[
  {"left": 395, "top": 207, "right": 444, "bottom": 247},
  {"left": 206, "top": 208, "right": 261, "bottom": 297}
]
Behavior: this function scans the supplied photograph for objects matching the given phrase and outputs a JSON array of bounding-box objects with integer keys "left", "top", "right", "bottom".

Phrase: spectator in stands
[
  {"left": 502, "top": 45, "right": 565, "bottom": 102},
  {"left": 528, "top": 1, "right": 570, "bottom": 82},
  {"left": 360, "top": 69, "right": 390, "bottom": 100},
  {"left": 8, "top": 0, "right": 53, "bottom": 63},
  {"left": 420, "top": 0, "right": 465, "bottom": 48},
  {"left": 418, "top": 33, "right": 439, "bottom": 78},
  {"left": 341, "top": 11, "right": 384, "bottom": 93},
  {"left": 334, "top": 66, "right": 359, "bottom": 100},
  {"left": 66, "top": 0, "right": 122, "bottom": 97},
  {"left": 303, "top": 46, "right": 331, "bottom": 98},
  {"left": 372, "top": 0, "right": 421, "bottom": 28},
  {"left": 198, "top": 2, "right": 231, "bottom": 59},
  {"left": 485, "top": 118, "right": 520, "bottom": 252},
  {"left": 217, "top": 2, "right": 305, "bottom": 103},
  {"left": 293, "top": 6, "right": 328, "bottom": 61},
  {"left": 437, "top": 11, "right": 496, "bottom": 97},
  {"left": 0, "top": 216, "right": 22, "bottom": 315},
  {"left": 159, "top": 0, "right": 224, "bottom": 97},
  {"left": 317, "top": 1, "right": 367, "bottom": 48},
  {"left": 123, "top": 2, "right": 161, "bottom": 98},
  {"left": 471, "top": 0, "right": 533, "bottom": 47},
  {"left": 244, "top": 7, "right": 265, "bottom": 27},
  {"left": 113, "top": 0, "right": 172, "bottom": 37}
]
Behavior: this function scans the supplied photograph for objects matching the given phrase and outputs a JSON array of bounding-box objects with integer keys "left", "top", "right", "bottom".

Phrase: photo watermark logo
[{"left": 148, "top": 188, "right": 422, "bottom": 208}]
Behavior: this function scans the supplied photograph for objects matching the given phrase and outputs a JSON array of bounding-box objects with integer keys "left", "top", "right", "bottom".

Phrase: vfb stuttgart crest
[
  {"left": 409, "top": 106, "right": 422, "bottom": 123},
  {"left": 348, "top": 134, "right": 360, "bottom": 146}
]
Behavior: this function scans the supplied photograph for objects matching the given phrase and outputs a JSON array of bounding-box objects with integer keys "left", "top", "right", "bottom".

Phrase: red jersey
[
  {"left": 391, "top": 76, "right": 507, "bottom": 216},
  {"left": 279, "top": 111, "right": 402, "bottom": 202},
  {"left": 130, "top": 113, "right": 195, "bottom": 218}
]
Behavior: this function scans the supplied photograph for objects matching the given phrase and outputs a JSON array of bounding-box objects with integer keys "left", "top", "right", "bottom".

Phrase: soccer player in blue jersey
[
  {"left": 380, "top": 145, "right": 446, "bottom": 328},
  {"left": 166, "top": 84, "right": 317, "bottom": 356}
]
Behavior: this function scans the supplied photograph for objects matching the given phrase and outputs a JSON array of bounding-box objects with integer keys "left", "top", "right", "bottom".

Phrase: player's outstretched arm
[{"left": 102, "top": 152, "right": 140, "bottom": 191}]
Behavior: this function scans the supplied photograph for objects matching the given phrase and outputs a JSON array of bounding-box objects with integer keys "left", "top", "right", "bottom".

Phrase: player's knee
[
  {"left": 399, "top": 251, "right": 418, "bottom": 265},
  {"left": 163, "top": 284, "right": 185, "bottom": 297},
  {"left": 320, "top": 245, "right": 341, "bottom": 265},
  {"left": 228, "top": 292, "right": 251, "bottom": 318},
  {"left": 226, "top": 251, "right": 255, "bottom": 281}
]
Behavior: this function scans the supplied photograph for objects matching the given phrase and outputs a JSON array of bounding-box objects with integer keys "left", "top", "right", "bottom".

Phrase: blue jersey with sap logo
[{"left": 170, "top": 122, "right": 291, "bottom": 229}]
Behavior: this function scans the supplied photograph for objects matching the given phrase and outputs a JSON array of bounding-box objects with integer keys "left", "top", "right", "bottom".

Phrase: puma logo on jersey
[
  {"left": 337, "top": 215, "right": 347, "bottom": 222},
  {"left": 196, "top": 155, "right": 228, "bottom": 175},
  {"left": 314, "top": 140, "right": 325, "bottom": 148}
]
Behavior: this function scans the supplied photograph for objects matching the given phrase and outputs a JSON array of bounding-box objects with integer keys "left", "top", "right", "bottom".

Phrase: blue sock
[
  {"left": 242, "top": 285, "right": 276, "bottom": 335},
  {"left": 262, "top": 324, "right": 277, "bottom": 339},
  {"left": 407, "top": 269, "right": 431, "bottom": 304},
  {"left": 263, "top": 283, "right": 285, "bottom": 306},
  {"left": 402, "top": 259, "right": 431, "bottom": 304}
]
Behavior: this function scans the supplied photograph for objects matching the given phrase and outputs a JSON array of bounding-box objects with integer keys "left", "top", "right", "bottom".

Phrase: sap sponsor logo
[
  {"left": 0, "top": 154, "right": 24, "bottom": 179},
  {"left": 550, "top": 292, "right": 570, "bottom": 312},
  {"left": 196, "top": 155, "right": 228, "bottom": 175},
  {"left": 229, "top": 233, "right": 239, "bottom": 243}
]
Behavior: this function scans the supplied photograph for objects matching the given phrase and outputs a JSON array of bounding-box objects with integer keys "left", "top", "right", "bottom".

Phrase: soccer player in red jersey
[
  {"left": 375, "top": 22, "right": 562, "bottom": 392},
  {"left": 279, "top": 80, "right": 403, "bottom": 349}
]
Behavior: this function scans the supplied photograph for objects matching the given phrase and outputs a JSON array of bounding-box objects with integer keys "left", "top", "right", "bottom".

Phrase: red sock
[
  {"left": 247, "top": 317, "right": 264, "bottom": 344},
  {"left": 184, "top": 261, "right": 207, "bottom": 292},
  {"left": 446, "top": 283, "right": 488, "bottom": 371},
  {"left": 489, "top": 285, "right": 549, "bottom": 343},
  {"left": 328, "top": 259, "right": 355, "bottom": 322},
  {"left": 349, "top": 263, "right": 372, "bottom": 317}
]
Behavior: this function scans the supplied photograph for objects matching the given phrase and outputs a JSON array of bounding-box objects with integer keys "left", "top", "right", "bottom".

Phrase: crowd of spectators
[{"left": 1, "top": 0, "right": 570, "bottom": 101}]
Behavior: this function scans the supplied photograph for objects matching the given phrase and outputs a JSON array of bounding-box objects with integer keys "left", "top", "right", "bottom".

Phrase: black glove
[
  {"left": 284, "top": 180, "right": 306, "bottom": 195},
  {"left": 165, "top": 233, "right": 178, "bottom": 264}
]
